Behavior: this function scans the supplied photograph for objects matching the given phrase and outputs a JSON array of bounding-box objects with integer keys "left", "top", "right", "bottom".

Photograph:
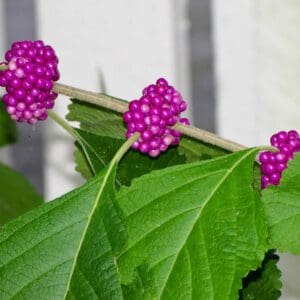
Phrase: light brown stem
[
  {"left": 0, "top": 64, "right": 7, "bottom": 71},
  {"left": 53, "top": 82, "right": 246, "bottom": 152},
  {"left": 53, "top": 83, "right": 127, "bottom": 113},
  {"left": 0, "top": 60, "right": 247, "bottom": 152}
]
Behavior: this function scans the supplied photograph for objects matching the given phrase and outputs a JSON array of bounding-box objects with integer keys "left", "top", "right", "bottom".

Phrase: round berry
[
  {"left": 123, "top": 78, "right": 190, "bottom": 157},
  {"left": 261, "top": 129, "right": 300, "bottom": 189},
  {"left": 0, "top": 40, "right": 59, "bottom": 124},
  {"left": 259, "top": 152, "right": 270, "bottom": 163}
]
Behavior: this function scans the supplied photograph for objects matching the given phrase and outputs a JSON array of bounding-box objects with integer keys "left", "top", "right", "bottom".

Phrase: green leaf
[
  {"left": 0, "top": 101, "right": 17, "bottom": 147},
  {"left": 179, "top": 136, "right": 229, "bottom": 163},
  {"left": 67, "top": 100, "right": 227, "bottom": 186},
  {"left": 67, "top": 100, "right": 228, "bottom": 164},
  {"left": 74, "top": 129, "right": 186, "bottom": 186},
  {"left": 122, "top": 265, "right": 156, "bottom": 300},
  {"left": 0, "top": 162, "right": 43, "bottom": 225},
  {"left": 67, "top": 99, "right": 126, "bottom": 139},
  {"left": 262, "top": 153, "right": 300, "bottom": 254},
  {"left": 0, "top": 157, "right": 125, "bottom": 298},
  {"left": 240, "top": 251, "right": 282, "bottom": 300},
  {"left": 117, "top": 149, "right": 268, "bottom": 299},
  {"left": 74, "top": 143, "right": 94, "bottom": 179}
]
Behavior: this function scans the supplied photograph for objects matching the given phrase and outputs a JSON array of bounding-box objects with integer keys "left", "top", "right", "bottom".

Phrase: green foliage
[
  {"left": 74, "top": 129, "right": 186, "bottom": 186},
  {"left": 0, "top": 162, "right": 43, "bottom": 226},
  {"left": 179, "top": 136, "right": 228, "bottom": 163},
  {"left": 117, "top": 148, "right": 267, "bottom": 299},
  {"left": 0, "top": 162, "right": 124, "bottom": 299},
  {"left": 0, "top": 101, "right": 17, "bottom": 147},
  {"left": 67, "top": 100, "right": 126, "bottom": 139},
  {"left": 262, "top": 154, "right": 300, "bottom": 254},
  {"left": 67, "top": 100, "right": 228, "bottom": 179},
  {"left": 240, "top": 251, "right": 282, "bottom": 300},
  {"left": 2, "top": 95, "right": 300, "bottom": 299}
]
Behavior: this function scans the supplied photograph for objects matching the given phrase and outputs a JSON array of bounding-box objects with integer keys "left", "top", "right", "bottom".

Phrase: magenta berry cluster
[
  {"left": 123, "top": 78, "right": 190, "bottom": 157},
  {"left": 0, "top": 40, "right": 59, "bottom": 124},
  {"left": 260, "top": 130, "right": 300, "bottom": 189}
]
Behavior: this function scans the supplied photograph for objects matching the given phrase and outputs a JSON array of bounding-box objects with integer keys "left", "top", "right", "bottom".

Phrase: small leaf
[
  {"left": 0, "top": 162, "right": 43, "bottom": 225},
  {"left": 67, "top": 100, "right": 230, "bottom": 164},
  {"left": 262, "top": 153, "right": 300, "bottom": 254},
  {"left": 117, "top": 149, "right": 268, "bottom": 299},
  {"left": 67, "top": 99, "right": 126, "bottom": 139},
  {"left": 0, "top": 161, "right": 124, "bottom": 298},
  {"left": 179, "top": 136, "right": 229, "bottom": 163},
  {"left": 240, "top": 251, "right": 282, "bottom": 300},
  {"left": 74, "top": 129, "right": 186, "bottom": 187},
  {"left": 0, "top": 101, "right": 17, "bottom": 147}
]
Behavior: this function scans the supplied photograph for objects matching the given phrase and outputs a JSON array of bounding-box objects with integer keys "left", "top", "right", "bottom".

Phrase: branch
[
  {"left": 0, "top": 60, "right": 246, "bottom": 152},
  {"left": 53, "top": 83, "right": 246, "bottom": 152}
]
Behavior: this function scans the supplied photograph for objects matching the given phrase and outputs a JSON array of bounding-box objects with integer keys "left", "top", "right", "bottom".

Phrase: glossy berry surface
[
  {"left": 123, "top": 78, "right": 190, "bottom": 157},
  {"left": 0, "top": 40, "right": 59, "bottom": 124},
  {"left": 260, "top": 130, "right": 300, "bottom": 189}
]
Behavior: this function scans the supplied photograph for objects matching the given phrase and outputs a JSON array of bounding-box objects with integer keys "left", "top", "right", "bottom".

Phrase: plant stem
[
  {"left": 52, "top": 83, "right": 246, "bottom": 152},
  {"left": 48, "top": 110, "right": 80, "bottom": 141},
  {"left": 0, "top": 59, "right": 247, "bottom": 152},
  {"left": 112, "top": 132, "right": 140, "bottom": 164},
  {"left": 0, "top": 64, "right": 7, "bottom": 71},
  {"left": 49, "top": 109, "right": 140, "bottom": 172},
  {"left": 53, "top": 83, "right": 127, "bottom": 114}
]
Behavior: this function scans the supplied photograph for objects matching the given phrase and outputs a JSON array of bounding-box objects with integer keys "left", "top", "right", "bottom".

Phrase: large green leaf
[
  {"left": 117, "top": 148, "right": 267, "bottom": 299},
  {"left": 0, "top": 159, "right": 124, "bottom": 298},
  {"left": 0, "top": 101, "right": 17, "bottom": 147},
  {"left": 262, "top": 153, "right": 300, "bottom": 254},
  {"left": 240, "top": 251, "right": 282, "bottom": 300},
  {"left": 0, "top": 162, "right": 43, "bottom": 225},
  {"left": 74, "top": 129, "right": 186, "bottom": 186}
]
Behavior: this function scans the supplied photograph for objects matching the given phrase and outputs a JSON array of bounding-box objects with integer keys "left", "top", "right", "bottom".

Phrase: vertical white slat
[
  {"left": 258, "top": 2, "right": 300, "bottom": 300},
  {"left": 0, "top": 0, "right": 12, "bottom": 166},
  {"left": 173, "top": 0, "right": 192, "bottom": 120},
  {"left": 212, "top": 1, "right": 300, "bottom": 299},
  {"left": 212, "top": 0, "right": 259, "bottom": 146},
  {"left": 36, "top": 0, "right": 191, "bottom": 200}
]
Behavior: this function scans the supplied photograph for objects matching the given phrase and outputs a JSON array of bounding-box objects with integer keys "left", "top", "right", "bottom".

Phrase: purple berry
[
  {"left": 123, "top": 78, "right": 190, "bottom": 157},
  {"left": 277, "top": 131, "right": 288, "bottom": 143},
  {"left": 141, "top": 130, "right": 153, "bottom": 141},
  {"left": 139, "top": 142, "right": 150, "bottom": 153},
  {"left": 123, "top": 111, "right": 132, "bottom": 123},
  {"left": 149, "top": 149, "right": 160, "bottom": 157},
  {"left": 150, "top": 114, "right": 160, "bottom": 125},
  {"left": 1, "top": 40, "right": 60, "bottom": 124},
  {"left": 129, "top": 100, "right": 140, "bottom": 112},
  {"left": 180, "top": 118, "right": 190, "bottom": 126},
  {"left": 261, "top": 129, "right": 300, "bottom": 189},
  {"left": 259, "top": 152, "right": 270, "bottom": 163},
  {"left": 275, "top": 153, "right": 287, "bottom": 163},
  {"left": 270, "top": 173, "right": 281, "bottom": 185},
  {"left": 276, "top": 162, "right": 287, "bottom": 172}
]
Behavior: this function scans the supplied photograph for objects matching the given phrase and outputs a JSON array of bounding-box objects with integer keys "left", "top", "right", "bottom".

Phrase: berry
[
  {"left": 123, "top": 78, "right": 190, "bottom": 157},
  {"left": 260, "top": 130, "right": 300, "bottom": 189},
  {"left": 0, "top": 40, "right": 59, "bottom": 124}
]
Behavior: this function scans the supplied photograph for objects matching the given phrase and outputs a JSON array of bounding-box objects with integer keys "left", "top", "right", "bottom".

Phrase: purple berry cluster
[
  {"left": 123, "top": 78, "right": 190, "bottom": 157},
  {"left": 260, "top": 130, "right": 300, "bottom": 189},
  {"left": 0, "top": 40, "right": 59, "bottom": 124}
]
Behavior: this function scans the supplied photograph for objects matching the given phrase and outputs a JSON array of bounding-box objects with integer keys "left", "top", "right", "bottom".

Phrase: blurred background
[{"left": 0, "top": 0, "right": 299, "bottom": 298}]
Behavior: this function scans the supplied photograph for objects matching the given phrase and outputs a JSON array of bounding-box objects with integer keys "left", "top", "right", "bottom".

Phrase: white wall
[
  {"left": 36, "top": 0, "right": 191, "bottom": 200},
  {"left": 212, "top": 1, "right": 300, "bottom": 299},
  {"left": 0, "top": 0, "right": 13, "bottom": 166}
]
